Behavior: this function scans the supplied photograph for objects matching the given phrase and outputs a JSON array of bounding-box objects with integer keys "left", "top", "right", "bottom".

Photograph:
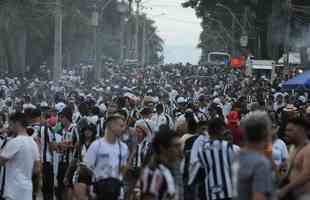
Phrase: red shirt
[{"left": 228, "top": 125, "right": 245, "bottom": 146}]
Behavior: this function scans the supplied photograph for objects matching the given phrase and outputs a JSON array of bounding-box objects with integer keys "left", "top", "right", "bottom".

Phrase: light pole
[
  {"left": 53, "top": 0, "right": 62, "bottom": 81},
  {"left": 91, "top": 3, "right": 99, "bottom": 80},
  {"left": 93, "top": 0, "right": 115, "bottom": 81},
  {"left": 117, "top": 0, "right": 129, "bottom": 65},
  {"left": 141, "top": 16, "right": 147, "bottom": 67},
  {"left": 134, "top": 0, "right": 142, "bottom": 62},
  {"left": 216, "top": 3, "right": 248, "bottom": 55},
  {"left": 216, "top": 3, "right": 246, "bottom": 34},
  {"left": 285, "top": 0, "right": 292, "bottom": 71},
  {"left": 206, "top": 16, "right": 235, "bottom": 43},
  {"left": 141, "top": 13, "right": 165, "bottom": 67}
]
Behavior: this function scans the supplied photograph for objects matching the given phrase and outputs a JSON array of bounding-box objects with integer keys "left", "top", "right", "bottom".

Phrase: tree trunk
[{"left": 16, "top": 27, "right": 27, "bottom": 77}]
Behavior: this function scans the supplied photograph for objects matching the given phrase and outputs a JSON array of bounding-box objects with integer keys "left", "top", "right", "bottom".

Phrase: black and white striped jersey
[
  {"left": 140, "top": 163, "right": 177, "bottom": 200},
  {"left": 197, "top": 139, "right": 239, "bottom": 200}
]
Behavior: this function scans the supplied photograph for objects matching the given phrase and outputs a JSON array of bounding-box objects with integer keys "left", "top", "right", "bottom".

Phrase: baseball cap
[
  {"left": 227, "top": 111, "right": 239, "bottom": 123},
  {"left": 60, "top": 107, "right": 73, "bottom": 121},
  {"left": 176, "top": 96, "right": 187, "bottom": 104},
  {"left": 143, "top": 96, "right": 154, "bottom": 103}
]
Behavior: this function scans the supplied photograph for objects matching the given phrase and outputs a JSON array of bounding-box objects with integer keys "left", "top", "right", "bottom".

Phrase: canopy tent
[
  {"left": 278, "top": 53, "right": 301, "bottom": 65},
  {"left": 282, "top": 70, "right": 310, "bottom": 90}
]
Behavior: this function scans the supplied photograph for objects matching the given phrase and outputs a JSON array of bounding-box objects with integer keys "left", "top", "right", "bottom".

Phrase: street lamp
[
  {"left": 216, "top": 3, "right": 248, "bottom": 54},
  {"left": 216, "top": 3, "right": 246, "bottom": 34},
  {"left": 206, "top": 16, "right": 235, "bottom": 43},
  {"left": 141, "top": 13, "right": 165, "bottom": 67},
  {"left": 93, "top": 0, "right": 116, "bottom": 80},
  {"left": 117, "top": 0, "right": 129, "bottom": 65},
  {"left": 53, "top": 0, "right": 62, "bottom": 82},
  {"left": 134, "top": 0, "right": 142, "bottom": 62}
]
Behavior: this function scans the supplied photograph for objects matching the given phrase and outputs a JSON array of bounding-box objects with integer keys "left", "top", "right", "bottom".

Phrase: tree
[
  {"left": 0, "top": 0, "right": 164, "bottom": 78},
  {"left": 0, "top": 0, "right": 48, "bottom": 76},
  {"left": 182, "top": 0, "right": 288, "bottom": 62}
]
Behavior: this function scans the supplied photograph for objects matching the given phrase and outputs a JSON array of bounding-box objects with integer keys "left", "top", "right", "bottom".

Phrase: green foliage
[{"left": 0, "top": 0, "right": 164, "bottom": 76}]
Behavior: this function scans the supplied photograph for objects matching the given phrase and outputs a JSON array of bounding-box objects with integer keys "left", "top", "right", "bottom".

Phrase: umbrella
[{"left": 282, "top": 70, "right": 310, "bottom": 90}]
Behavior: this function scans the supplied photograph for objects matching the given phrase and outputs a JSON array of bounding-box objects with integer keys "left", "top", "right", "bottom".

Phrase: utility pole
[
  {"left": 285, "top": 0, "right": 291, "bottom": 72},
  {"left": 118, "top": 0, "right": 128, "bottom": 65},
  {"left": 126, "top": 0, "right": 133, "bottom": 60},
  {"left": 53, "top": 0, "right": 62, "bottom": 81},
  {"left": 119, "top": 15, "right": 125, "bottom": 65},
  {"left": 232, "top": 19, "right": 236, "bottom": 56},
  {"left": 145, "top": 41, "right": 149, "bottom": 66},
  {"left": 141, "top": 17, "right": 146, "bottom": 67},
  {"left": 134, "top": 0, "right": 141, "bottom": 62},
  {"left": 91, "top": 3, "right": 99, "bottom": 81}
]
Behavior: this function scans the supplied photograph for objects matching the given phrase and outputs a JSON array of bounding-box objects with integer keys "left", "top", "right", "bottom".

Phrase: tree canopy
[
  {"left": 0, "top": 0, "right": 164, "bottom": 77},
  {"left": 182, "top": 0, "right": 310, "bottom": 63}
]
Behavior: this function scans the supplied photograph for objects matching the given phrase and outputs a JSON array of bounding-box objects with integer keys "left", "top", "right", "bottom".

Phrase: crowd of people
[{"left": 0, "top": 63, "right": 309, "bottom": 200}]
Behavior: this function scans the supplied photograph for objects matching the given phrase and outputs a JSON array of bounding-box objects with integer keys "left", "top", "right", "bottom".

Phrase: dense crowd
[{"left": 0, "top": 64, "right": 309, "bottom": 200}]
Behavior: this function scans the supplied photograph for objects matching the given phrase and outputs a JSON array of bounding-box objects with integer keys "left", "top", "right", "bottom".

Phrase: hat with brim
[
  {"left": 283, "top": 104, "right": 297, "bottom": 112},
  {"left": 143, "top": 96, "right": 154, "bottom": 103},
  {"left": 135, "top": 120, "right": 150, "bottom": 136},
  {"left": 60, "top": 107, "right": 73, "bottom": 121},
  {"left": 176, "top": 97, "right": 187, "bottom": 104}
]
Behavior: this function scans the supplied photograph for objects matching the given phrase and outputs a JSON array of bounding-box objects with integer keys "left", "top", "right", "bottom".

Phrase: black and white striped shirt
[
  {"left": 140, "top": 163, "right": 176, "bottom": 200},
  {"left": 132, "top": 139, "right": 149, "bottom": 169},
  {"left": 197, "top": 139, "right": 239, "bottom": 200}
]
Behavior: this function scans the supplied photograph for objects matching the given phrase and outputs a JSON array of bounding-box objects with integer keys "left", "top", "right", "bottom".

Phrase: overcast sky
[{"left": 144, "top": 0, "right": 201, "bottom": 64}]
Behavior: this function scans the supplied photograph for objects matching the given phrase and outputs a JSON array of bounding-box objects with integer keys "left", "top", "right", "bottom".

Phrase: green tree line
[{"left": 0, "top": 0, "right": 164, "bottom": 77}]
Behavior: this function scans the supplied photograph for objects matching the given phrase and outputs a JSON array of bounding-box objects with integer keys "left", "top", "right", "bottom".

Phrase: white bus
[{"left": 207, "top": 52, "right": 230, "bottom": 66}]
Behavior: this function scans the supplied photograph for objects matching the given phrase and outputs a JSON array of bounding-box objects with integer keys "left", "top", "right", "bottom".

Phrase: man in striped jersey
[
  {"left": 138, "top": 126, "right": 182, "bottom": 200},
  {"left": 192, "top": 118, "right": 239, "bottom": 200}
]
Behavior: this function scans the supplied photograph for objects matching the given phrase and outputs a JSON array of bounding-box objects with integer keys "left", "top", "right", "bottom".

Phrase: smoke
[
  {"left": 268, "top": 1, "right": 286, "bottom": 47},
  {"left": 290, "top": 24, "right": 310, "bottom": 48},
  {"left": 267, "top": 0, "right": 310, "bottom": 54}
]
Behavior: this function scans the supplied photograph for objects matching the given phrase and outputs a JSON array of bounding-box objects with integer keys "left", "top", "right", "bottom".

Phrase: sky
[{"left": 144, "top": 0, "right": 202, "bottom": 64}]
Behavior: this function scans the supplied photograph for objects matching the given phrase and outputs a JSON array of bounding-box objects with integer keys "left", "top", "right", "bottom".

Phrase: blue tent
[{"left": 282, "top": 70, "right": 310, "bottom": 90}]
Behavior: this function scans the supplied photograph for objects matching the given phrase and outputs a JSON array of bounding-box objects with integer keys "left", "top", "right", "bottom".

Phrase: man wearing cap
[
  {"left": 143, "top": 96, "right": 155, "bottom": 110},
  {"left": 173, "top": 96, "right": 187, "bottom": 119}
]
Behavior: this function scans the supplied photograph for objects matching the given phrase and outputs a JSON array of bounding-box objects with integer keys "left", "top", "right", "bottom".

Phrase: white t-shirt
[
  {"left": 84, "top": 138, "right": 128, "bottom": 181},
  {"left": 1, "top": 135, "right": 39, "bottom": 200},
  {"left": 272, "top": 138, "right": 288, "bottom": 167}
]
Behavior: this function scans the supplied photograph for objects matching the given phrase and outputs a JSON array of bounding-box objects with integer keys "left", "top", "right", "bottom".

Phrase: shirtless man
[{"left": 279, "top": 117, "right": 310, "bottom": 199}]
